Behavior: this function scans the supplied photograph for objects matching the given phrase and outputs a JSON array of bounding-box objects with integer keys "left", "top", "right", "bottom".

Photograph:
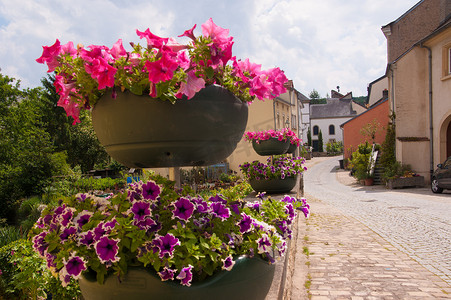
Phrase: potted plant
[
  {"left": 240, "top": 156, "right": 307, "bottom": 193},
  {"left": 36, "top": 19, "right": 288, "bottom": 168},
  {"left": 30, "top": 175, "right": 310, "bottom": 299},
  {"left": 243, "top": 129, "right": 300, "bottom": 156},
  {"left": 383, "top": 162, "right": 425, "bottom": 189},
  {"left": 349, "top": 142, "right": 374, "bottom": 185}
]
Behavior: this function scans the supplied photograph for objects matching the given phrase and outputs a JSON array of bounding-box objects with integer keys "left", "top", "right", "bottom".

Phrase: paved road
[{"left": 303, "top": 156, "right": 451, "bottom": 285}]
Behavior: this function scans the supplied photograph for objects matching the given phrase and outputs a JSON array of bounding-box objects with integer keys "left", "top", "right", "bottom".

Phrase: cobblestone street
[{"left": 288, "top": 156, "right": 451, "bottom": 299}]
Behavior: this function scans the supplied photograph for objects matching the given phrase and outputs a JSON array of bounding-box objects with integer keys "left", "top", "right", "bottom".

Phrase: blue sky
[{"left": 0, "top": 0, "right": 419, "bottom": 97}]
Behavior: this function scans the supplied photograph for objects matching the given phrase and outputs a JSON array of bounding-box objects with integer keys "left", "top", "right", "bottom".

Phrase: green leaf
[
  {"left": 122, "top": 236, "right": 132, "bottom": 250},
  {"left": 205, "top": 67, "right": 214, "bottom": 79},
  {"left": 129, "top": 84, "right": 143, "bottom": 95},
  {"left": 131, "top": 239, "right": 141, "bottom": 253}
]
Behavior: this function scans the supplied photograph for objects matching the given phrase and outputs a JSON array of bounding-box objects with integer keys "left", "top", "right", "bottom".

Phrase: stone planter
[
  {"left": 78, "top": 256, "right": 274, "bottom": 300},
  {"left": 249, "top": 176, "right": 297, "bottom": 194},
  {"left": 92, "top": 85, "right": 248, "bottom": 168},
  {"left": 252, "top": 138, "right": 290, "bottom": 156},
  {"left": 287, "top": 143, "right": 297, "bottom": 154},
  {"left": 387, "top": 176, "right": 425, "bottom": 189}
]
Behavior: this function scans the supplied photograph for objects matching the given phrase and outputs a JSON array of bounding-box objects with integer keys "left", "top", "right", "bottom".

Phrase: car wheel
[{"left": 431, "top": 178, "right": 443, "bottom": 194}]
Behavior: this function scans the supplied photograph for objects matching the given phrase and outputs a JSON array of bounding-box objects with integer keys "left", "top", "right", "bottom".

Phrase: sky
[{"left": 0, "top": 0, "right": 420, "bottom": 98}]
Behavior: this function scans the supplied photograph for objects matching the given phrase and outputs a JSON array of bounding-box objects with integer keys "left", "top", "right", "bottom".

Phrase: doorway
[{"left": 447, "top": 121, "right": 451, "bottom": 158}]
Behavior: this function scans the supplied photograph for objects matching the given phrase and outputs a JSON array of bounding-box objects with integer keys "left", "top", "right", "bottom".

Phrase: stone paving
[{"left": 285, "top": 156, "right": 451, "bottom": 299}]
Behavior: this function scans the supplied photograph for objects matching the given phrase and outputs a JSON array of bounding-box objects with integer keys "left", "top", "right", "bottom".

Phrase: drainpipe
[
  {"left": 273, "top": 99, "right": 276, "bottom": 130},
  {"left": 390, "top": 64, "right": 395, "bottom": 117},
  {"left": 421, "top": 44, "right": 434, "bottom": 180}
]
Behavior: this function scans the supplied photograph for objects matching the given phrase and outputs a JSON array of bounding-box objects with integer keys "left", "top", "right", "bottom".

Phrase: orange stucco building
[{"left": 341, "top": 98, "right": 390, "bottom": 160}]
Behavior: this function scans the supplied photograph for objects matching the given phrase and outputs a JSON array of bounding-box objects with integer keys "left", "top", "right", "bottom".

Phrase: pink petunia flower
[{"left": 145, "top": 53, "right": 179, "bottom": 84}]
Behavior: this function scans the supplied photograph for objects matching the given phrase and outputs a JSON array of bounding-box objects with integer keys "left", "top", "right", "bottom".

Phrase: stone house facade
[{"left": 382, "top": 0, "right": 451, "bottom": 183}]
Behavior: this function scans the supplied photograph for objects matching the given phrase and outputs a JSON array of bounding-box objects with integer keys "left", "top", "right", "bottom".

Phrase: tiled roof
[{"left": 310, "top": 98, "right": 356, "bottom": 119}]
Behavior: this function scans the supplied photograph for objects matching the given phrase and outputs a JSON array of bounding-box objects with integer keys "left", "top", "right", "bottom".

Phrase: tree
[
  {"left": 307, "top": 127, "right": 312, "bottom": 146},
  {"left": 40, "top": 75, "right": 110, "bottom": 173},
  {"left": 0, "top": 74, "right": 54, "bottom": 223},
  {"left": 308, "top": 89, "right": 320, "bottom": 100},
  {"left": 360, "top": 119, "right": 381, "bottom": 144},
  {"left": 318, "top": 130, "right": 324, "bottom": 152}
]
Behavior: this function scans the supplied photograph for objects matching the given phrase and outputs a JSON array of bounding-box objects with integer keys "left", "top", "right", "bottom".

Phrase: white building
[{"left": 309, "top": 91, "right": 361, "bottom": 151}]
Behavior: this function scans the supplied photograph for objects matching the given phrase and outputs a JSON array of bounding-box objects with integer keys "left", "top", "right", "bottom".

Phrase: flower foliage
[
  {"left": 30, "top": 175, "right": 309, "bottom": 287},
  {"left": 240, "top": 155, "right": 307, "bottom": 180},
  {"left": 36, "top": 18, "right": 288, "bottom": 124},
  {"left": 244, "top": 128, "right": 301, "bottom": 146}
]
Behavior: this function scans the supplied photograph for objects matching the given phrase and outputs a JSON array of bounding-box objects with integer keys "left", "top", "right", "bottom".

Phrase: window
[
  {"left": 442, "top": 42, "right": 451, "bottom": 79},
  {"left": 291, "top": 114, "right": 297, "bottom": 129},
  {"left": 313, "top": 125, "right": 319, "bottom": 136},
  {"left": 329, "top": 125, "right": 335, "bottom": 135},
  {"left": 449, "top": 47, "right": 451, "bottom": 75},
  {"left": 283, "top": 114, "right": 286, "bottom": 128},
  {"left": 277, "top": 113, "right": 280, "bottom": 129}
]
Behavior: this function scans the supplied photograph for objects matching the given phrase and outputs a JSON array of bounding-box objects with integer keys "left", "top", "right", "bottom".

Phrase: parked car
[{"left": 431, "top": 156, "right": 451, "bottom": 193}]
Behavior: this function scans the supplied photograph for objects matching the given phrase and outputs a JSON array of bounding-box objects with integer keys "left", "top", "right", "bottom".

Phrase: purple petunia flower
[
  {"left": 256, "top": 192, "right": 266, "bottom": 200},
  {"left": 32, "top": 231, "right": 48, "bottom": 257},
  {"left": 60, "top": 208, "right": 75, "bottom": 227},
  {"left": 142, "top": 180, "right": 161, "bottom": 200},
  {"left": 158, "top": 267, "right": 176, "bottom": 281},
  {"left": 95, "top": 236, "right": 120, "bottom": 264},
  {"left": 78, "top": 230, "right": 95, "bottom": 248},
  {"left": 133, "top": 217, "right": 157, "bottom": 230},
  {"left": 76, "top": 193, "right": 88, "bottom": 202},
  {"left": 59, "top": 269, "right": 71, "bottom": 288},
  {"left": 73, "top": 210, "right": 92, "bottom": 229},
  {"left": 237, "top": 213, "right": 253, "bottom": 233},
  {"left": 131, "top": 201, "right": 152, "bottom": 221},
  {"left": 153, "top": 233, "right": 180, "bottom": 259},
  {"left": 222, "top": 255, "right": 235, "bottom": 271},
  {"left": 281, "top": 195, "right": 296, "bottom": 204},
  {"left": 176, "top": 265, "right": 193, "bottom": 287},
  {"left": 257, "top": 234, "right": 272, "bottom": 254},
  {"left": 208, "top": 194, "right": 227, "bottom": 204},
  {"left": 302, "top": 206, "right": 310, "bottom": 218},
  {"left": 193, "top": 217, "right": 210, "bottom": 229},
  {"left": 211, "top": 202, "right": 230, "bottom": 220},
  {"left": 63, "top": 253, "right": 87, "bottom": 279},
  {"left": 172, "top": 197, "right": 195, "bottom": 221},
  {"left": 104, "top": 219, "right": 117, "bottom": 230},
  {"left": 192, "top": 197, "right": 209, "bottom": 214},
  {"left": 247, "top": 201, "right": 261, "bottom": 211},
  {"left": 285, "top": 203, "right": 296, "bottom": 223},
  {"left": 45, "top": 252, "right": 57, "bottom": 268},
  {"left": 93, "top": 221, "right": 114, "bottom": 240},
  {"left": 60, "top": 226, "right": 77, "bottom": 243}
]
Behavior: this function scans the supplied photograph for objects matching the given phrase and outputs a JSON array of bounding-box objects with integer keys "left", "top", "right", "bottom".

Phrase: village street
[
  {"left": 284, "top": 156, "right": 451, "bottom": 299},
  {"left": 303, "top": 156, "right": 451, "bottom": 286}
]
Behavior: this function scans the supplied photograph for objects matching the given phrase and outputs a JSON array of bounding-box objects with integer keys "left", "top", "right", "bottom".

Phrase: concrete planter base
[{"left": 387, "top": 176, "right": 425, "bottom": 189}]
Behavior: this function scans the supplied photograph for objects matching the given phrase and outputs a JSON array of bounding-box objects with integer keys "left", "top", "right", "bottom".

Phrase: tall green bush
[
  {"left": 349, "top": 142, "right": 373, "bottom": 180},
  {"left": 318, "top": 130, "right": 324, "bottom": 152}
]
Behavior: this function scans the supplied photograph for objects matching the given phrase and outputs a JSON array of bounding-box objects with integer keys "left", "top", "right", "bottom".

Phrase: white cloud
[{"left": 0, "top": 0, "right": 419, "bottom": 96}]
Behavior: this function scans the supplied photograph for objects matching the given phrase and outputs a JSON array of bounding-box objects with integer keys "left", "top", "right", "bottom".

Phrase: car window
[{"left": 444, "top": 157, "right": 451, "bottom": 168}]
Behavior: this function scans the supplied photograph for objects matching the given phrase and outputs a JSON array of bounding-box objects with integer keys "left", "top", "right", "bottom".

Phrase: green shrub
[
  {"left": 17, "top": 197, "right": 43, "bottom": 235},
  {"left": 349, "top": 142, "right": 373, "bottom": 180},
  {"left": 0, "top": 239, "right": 80, "bottom": 299},
  {"left": 0, "top": 226, "right": 24, "bottom": 248},
  {"left": 325, "top": 141, "right": 343, "bottom": 154},
  {"left": 72, "top": 177, "right": 126, "bottom": 193}
]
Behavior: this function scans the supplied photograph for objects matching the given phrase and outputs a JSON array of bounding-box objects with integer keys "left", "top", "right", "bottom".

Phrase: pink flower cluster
[
  {"left": 36, "top": 18, "right": 288, "bottom": 124},
  {"left": 244, "top": 128, "right": 301, "bottom": 146}
]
